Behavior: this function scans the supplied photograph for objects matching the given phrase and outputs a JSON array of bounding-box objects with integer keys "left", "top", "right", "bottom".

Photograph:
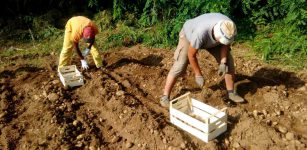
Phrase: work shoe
[
  {"left": 228, "top": 92, "right": 244, "bottom": 103},
  {"left": 160, "top": 95, "right": 170, "bottom": 108}
]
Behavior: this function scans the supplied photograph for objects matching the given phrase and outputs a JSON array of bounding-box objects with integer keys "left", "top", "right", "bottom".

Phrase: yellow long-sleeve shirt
[{"left": 65, "top": 16, "right": 99, "bottom": 43}]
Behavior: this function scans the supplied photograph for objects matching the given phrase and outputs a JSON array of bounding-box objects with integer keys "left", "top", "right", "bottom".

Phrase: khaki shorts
[{"left": 168, "top": 29, "right": 235, "bottom": 77}]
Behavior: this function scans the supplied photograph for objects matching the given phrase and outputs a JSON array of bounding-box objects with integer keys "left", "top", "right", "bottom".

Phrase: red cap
[{"left": 83, "top": 26, "right": 95, "bottom": 39}]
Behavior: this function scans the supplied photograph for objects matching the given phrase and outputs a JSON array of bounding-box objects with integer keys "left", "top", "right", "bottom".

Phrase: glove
[
  {"left": 195, "top": 76, "right": 204, "bottom": 88},
  {"left": 218, "top": 63, "right": 228, "bottom": 76},
  {"left": 81, "top": 59, "right": 89, "bottom": 70},
  {"left": 82, "top": 48, "right": 91, "bottom": 57}
]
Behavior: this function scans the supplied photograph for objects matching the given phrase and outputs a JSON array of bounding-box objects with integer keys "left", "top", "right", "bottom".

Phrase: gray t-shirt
[{"left": 183, "top": 13, "right": 232, "bottom": 49}]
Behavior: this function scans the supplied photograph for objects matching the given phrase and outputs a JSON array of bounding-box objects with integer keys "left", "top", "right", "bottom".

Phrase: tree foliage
[{"left": 1, "top": 0, "right": 306, "bottom": 61}]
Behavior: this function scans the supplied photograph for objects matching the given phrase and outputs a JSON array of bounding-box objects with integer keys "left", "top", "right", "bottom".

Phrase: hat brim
[{"left": 213, "top": 21, "right": 234, "bottom": 45}]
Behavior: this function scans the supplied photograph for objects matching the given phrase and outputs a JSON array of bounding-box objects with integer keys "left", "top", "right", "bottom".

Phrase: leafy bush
[
  {"left": 105, "top": 23, "right": 141, "bottom": 48},
  {"left": 138, "top": 0, "right": 230, "bottom": 27},
  {"left": 32, "top": 16, "right": 61, "bottom": 39},
  {"left": 240, "top": 0, "right": 288, "bottom": 25},
  {"left": 232, "top": 0, "right": 306, "bottom": 64},
  {"left": 283, "top": 0, "right": 307, "bottom": 33},
  {"left": 253, "top": 21, "right": 307, "bottom": 61},
  {"left": 1, "top": 0, "right": 305, "bottom": 69},
  {"left": 94, "top": 10, "right": 114, "bottom": 30}
]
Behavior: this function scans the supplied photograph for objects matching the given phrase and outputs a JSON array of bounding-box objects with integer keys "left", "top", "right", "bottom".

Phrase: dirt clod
[
  {"left": 111, "top": 135, "right": 120, "bottom": 143},
  {"left": 125, "top": 142, "right": 134, "bottom": 148},
  {"left": 277, "top": 125, "right": 288, "bottom": 134},
  {"left": 47, "top": 93, "right": 59, "bottom": 102},
  {"left": 286, "top": 132, "right": 295, "bottom": 140}
]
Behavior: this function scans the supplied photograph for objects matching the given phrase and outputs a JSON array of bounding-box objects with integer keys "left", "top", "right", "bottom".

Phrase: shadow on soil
[
  {"left": 107, "top": 54, "right": 163, "bottom": 69},
  {"left": 0, "top": 66, "right": 42, "bottom": 79},
  {"left": 236, "top": 67, "right": 305, "bottom": 97},
  {"left": 207, "top": 67, "right": 305, "bottom": 97}
]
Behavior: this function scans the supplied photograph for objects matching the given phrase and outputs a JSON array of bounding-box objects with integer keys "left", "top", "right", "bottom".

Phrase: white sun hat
[{"left": 213, "top": 20, "right": 237, "bottom": 45}]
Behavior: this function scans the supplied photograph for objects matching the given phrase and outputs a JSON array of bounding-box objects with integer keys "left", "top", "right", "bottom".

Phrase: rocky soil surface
[{"left": 0, "top": 45, "right": 306, "bottom": 149}]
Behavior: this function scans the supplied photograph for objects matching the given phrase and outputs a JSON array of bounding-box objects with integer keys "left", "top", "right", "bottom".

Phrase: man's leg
[
  {"left": 163, "top": 75, "right": 177, "bottom": 96},
  {"left": 224, "top": 54, "right": 235, "bottom": 91},
  {"left": 58, "top": 31, "right": 74, "bottom": 70},
  {"left": 161, "top": 29, "right": 189, "bottom": 107},
  {"left": 88, "top": 43, "right": 103, "bottom": 68},
  {"left": 208, "top": 46, "right": 244, "bottom": 102}
]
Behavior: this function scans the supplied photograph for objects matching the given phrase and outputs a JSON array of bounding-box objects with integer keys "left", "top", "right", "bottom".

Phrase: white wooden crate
[
  {"left": 170, "top": 92, "right": 227, "bottom": 143},
  {"left": 58, "top": 65, "right": 84, "bottom": 87}
]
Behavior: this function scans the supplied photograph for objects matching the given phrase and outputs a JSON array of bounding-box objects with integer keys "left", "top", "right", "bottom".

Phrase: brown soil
[{"left": 0, "top": 45, "right": 306, "bottom": 150}]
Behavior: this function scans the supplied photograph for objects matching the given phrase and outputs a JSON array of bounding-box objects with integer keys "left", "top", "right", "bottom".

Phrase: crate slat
[
  {"left": 58, "top": 65, "right": 84, "bottom": 87},
  {"left": 170, "top": 108, "right": 209, "bottom": 132},
  {"left": 169, "top": 93, "right": 227, "bottom": 143},
  {"left": 170, "top": 115, "right": 210, "bottom": 142},
  {"left": 192, "top": 107, "right": 226, "bottom": 132},
  {"left": 191, "top": 99, "right": 223, "bottom": 117},
  {"left": 170, "top": 114, "right": 227, "bottom": 142}
]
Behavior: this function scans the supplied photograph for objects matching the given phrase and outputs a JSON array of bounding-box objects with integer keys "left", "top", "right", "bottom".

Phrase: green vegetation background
[{"left": 0, "top": 0, "right": 306, "bottom": 70}]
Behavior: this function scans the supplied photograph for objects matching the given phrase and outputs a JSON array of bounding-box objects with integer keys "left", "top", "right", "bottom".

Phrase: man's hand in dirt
[
  {"left": 82, "top": 48, "right": 91, "bottom": 57},
  {"left": 195, "top": 75, "right": 204, "bottom": 88},
  {"left": 218, "top": 63, "right": 228, "bottom": 77},
  {"left": 81, "top": 59, "right": 89, "bottom": 70}
]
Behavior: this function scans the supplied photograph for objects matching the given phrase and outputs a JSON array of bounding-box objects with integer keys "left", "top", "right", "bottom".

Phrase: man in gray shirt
[{"left": 160, "top": 13, "right": 244, "bottom": 107}]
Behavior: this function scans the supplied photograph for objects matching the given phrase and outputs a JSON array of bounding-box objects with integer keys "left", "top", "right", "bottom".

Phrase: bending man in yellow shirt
[{"left": 58, "top": 16, "right": 103, "bottom": 70}]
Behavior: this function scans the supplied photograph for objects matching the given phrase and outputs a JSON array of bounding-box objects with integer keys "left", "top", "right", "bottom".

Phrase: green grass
[
  {"left": 0, "top": 31, "right": 64, "bottom": 69},
  {"left": 0, "top": 11, "right": 306, "bottom": 72},
  {"left": 261, "top": 53, "right": 307, "bottom": 71},
  {"left": 247, "top": 21, "right": 307, "bottom": 71}
]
